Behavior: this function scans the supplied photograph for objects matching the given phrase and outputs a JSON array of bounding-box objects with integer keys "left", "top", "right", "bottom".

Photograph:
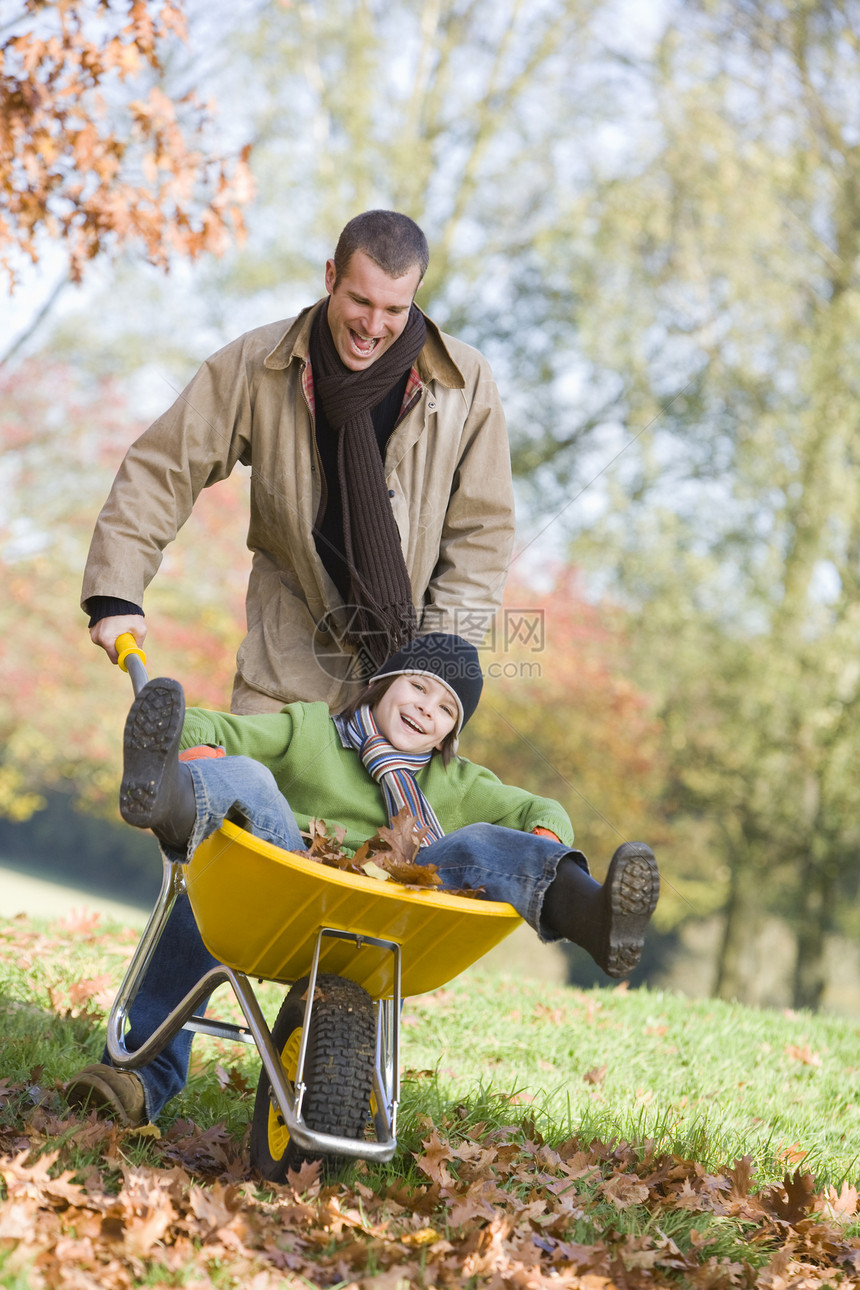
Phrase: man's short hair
[{"left": 333, "top": 210, "right": 429, "bottom": 285}]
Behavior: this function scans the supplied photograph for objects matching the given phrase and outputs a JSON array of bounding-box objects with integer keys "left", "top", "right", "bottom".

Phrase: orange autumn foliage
[{"left": 0, "top": 0, "right": 253, "bottom": 287}]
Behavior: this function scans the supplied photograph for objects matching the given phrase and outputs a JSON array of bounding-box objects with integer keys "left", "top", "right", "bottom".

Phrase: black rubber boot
[
  {"left": 119, "top": 678, "right": 197, "bottom": 854},
  {"left": 542, "top": 842, "right": 659, "bottom": 978}
]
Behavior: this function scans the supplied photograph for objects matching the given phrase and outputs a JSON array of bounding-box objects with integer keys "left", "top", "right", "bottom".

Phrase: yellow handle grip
[{"left": 116, "top": 632, "right": 147, "bottom": 672}]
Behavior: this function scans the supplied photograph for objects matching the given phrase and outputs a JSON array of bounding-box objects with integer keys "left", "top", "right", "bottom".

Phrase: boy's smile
[{"left": 372, "top": 674, "right": 459, "bottom": 754}]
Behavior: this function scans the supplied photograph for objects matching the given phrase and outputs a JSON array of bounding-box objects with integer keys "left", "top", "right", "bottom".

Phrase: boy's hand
[
  {"left": 532, "top": 826, "right": 561, "bottom": 842},
  {"left": 179, "top": 745, "right": 226, "bottom": 762}
]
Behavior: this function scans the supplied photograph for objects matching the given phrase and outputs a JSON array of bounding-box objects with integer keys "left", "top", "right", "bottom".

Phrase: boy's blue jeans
[{"left": 108, "top": 755, "right": 587, "bottom": 1120}]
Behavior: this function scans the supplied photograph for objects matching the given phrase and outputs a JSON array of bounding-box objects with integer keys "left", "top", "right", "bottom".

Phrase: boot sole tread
[
  {"left": 603, "top": 843, "right": 660, "bottom": 979},
  {"left": 119, "top": 680, "right": 184, "bottom": 828}
]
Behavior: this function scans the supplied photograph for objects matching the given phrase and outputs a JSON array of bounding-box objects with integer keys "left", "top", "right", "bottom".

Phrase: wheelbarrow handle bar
[{"left": 115, "top": 631, "right": 149, "bottom": 696}]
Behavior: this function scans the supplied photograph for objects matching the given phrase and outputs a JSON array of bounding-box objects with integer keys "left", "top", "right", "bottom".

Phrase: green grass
[
  {"left": 396, "top": 974, "right": 860, "bottom": 1186},
  {"left": 2, "top": 911, "right": 858, "bottom": 1187},
  {"left": 2, "top": 911, "right": 860, "bottom": 1288}
]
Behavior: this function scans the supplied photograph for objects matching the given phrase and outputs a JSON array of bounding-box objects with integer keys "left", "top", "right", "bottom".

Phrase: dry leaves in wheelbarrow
[{"left": 303, "top": 808, "right": 484, "bottom": 896}]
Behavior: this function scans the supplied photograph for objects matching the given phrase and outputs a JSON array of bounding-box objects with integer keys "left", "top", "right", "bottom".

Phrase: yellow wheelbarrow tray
[
  {"left": 104, "top": 635, "right": 522, "bottom": 1171},
  {"left": 186, "top": 819, "right": 522, "bottom": 997}
]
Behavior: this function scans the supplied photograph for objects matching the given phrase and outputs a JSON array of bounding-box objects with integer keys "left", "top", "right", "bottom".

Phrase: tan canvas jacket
[{"left": 82, "top": 302, "right": 515, "bottom": 708}]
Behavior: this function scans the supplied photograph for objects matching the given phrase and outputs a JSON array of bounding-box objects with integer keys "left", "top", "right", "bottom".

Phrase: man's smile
[
  {"left": 324, "top": 250, "right": 421, "bottom": 371},
  {"left": 349, "top": 329, "right": 380, "bottom": 357}
]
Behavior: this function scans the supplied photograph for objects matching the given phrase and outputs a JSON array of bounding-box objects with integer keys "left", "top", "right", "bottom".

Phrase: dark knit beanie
[{"left": 372, "top": 632, "right": 483, "bottom": 733}]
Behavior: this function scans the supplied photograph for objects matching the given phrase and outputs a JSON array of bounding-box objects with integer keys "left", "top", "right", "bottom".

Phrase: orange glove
[
  {"left": 531, "top": 826, "right": 561, "bottom": 843},
  {"left": 178, "top": 745, "right": 226, "bottom": 762}
]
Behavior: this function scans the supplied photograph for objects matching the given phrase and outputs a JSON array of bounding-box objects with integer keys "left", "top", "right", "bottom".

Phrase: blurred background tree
[
  {"left": 563, "top": 1, "right": 860, "bottom": 1009},
  {"left": 4, "top": 0, "right": 860, "bottom": 1013}
]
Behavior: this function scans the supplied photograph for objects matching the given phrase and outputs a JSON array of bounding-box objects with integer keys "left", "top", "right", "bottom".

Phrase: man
[
  {"left": 67, "top": 211, "right": 516, "bottom": 1125},
  {"left": 82, "top": 210, "right": 515, "bottom": 714}
]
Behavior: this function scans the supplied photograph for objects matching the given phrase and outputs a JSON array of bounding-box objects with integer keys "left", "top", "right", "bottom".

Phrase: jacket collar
[{"left": 263, "top": 298, "right": 466, "bottom": 390}]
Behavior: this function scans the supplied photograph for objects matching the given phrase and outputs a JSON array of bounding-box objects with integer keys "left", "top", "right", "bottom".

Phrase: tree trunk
[
  {"left": 791, "top": 850, "right": 836, "bottom": 1012},
  {"left": 713, "top": 847, "right": 761, "bottom": 1002}
]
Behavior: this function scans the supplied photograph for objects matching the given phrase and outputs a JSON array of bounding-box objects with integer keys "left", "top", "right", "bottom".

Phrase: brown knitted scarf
[{"left": 310, "top": 297, "right": 427, "bottom": 670}]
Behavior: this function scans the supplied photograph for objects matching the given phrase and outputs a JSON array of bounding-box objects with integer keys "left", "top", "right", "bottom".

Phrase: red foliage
[
  {"left": 0, "top": 359, "right": 249, "bottom": 815},
  {"left": 1, "top": 360, "right": 669, "bottom": 846},
  {"left": 462, "top": 566, "right": 669, "bottom": 869}
]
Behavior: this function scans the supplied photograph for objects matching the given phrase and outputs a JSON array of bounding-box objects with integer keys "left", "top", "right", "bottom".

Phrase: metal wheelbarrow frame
[{"left": 104, "top": 635, "right": 522, "bottom": 1173}]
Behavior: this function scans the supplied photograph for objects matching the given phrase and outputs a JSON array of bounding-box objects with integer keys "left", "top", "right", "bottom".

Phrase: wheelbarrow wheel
[{"left": 250, "top": 973, "right": 376, "bottom": 1181}]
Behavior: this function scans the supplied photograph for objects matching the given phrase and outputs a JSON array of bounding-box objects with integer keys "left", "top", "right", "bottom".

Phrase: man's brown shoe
[{"left": 65, "top": 1063, "right": 147, "bottom": 1127}]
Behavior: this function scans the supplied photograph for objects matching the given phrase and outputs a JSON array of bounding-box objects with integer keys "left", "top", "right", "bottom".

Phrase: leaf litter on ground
[{"left": 2, "top": 912, "right": 860, "bottom": 1287}]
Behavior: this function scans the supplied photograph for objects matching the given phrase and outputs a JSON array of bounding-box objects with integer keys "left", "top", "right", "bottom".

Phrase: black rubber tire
[{"left": 250, "top": 973, "right": 376, "bottom": 1181}]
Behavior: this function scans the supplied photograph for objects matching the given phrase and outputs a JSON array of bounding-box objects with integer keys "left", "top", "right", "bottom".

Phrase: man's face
[{"left": 324, "top": 249, "right": 423, "bottom": 371}]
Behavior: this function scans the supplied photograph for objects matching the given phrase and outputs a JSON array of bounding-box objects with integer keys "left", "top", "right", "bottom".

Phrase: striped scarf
[{"left": 336, "top": 705, "right": 444, "bottom": 847}]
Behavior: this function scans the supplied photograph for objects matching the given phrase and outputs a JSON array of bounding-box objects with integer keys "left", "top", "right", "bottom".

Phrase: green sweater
[{"left": 181, "top": 701, "right": 574, "bottom": 855}]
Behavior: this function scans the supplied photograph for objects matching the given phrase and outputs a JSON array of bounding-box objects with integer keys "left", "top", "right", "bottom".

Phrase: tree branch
[{"left": 1, "top": 273, "right": 69, "bottom": 368}]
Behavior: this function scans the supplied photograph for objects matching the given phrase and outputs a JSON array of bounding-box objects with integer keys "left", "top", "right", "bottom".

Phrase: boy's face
[{"left": 372, "top": 674, "right": 459, "bottom": 755}]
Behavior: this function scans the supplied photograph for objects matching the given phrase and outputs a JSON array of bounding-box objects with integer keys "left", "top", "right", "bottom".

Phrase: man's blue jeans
[{"left": 110, "top": 755, "right": 587, "bottom": 1120}]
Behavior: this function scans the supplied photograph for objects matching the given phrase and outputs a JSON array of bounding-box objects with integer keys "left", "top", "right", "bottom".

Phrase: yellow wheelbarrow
[{"left": 104, "top": 636, "right": 522, "bottom": 1178}]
